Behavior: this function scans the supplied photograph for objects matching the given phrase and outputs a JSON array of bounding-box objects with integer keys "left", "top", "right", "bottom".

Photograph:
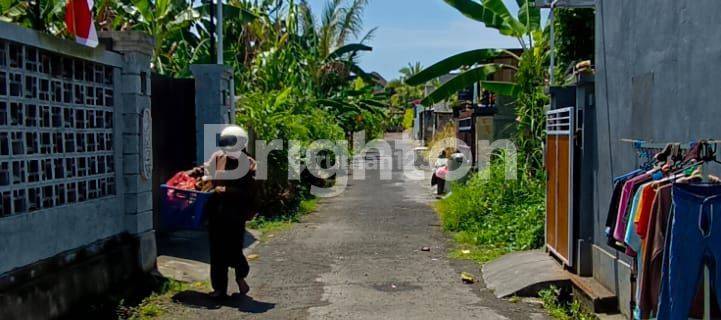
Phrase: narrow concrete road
[{"left": 161, "top": 133, "right": 547, "bottom": 320}]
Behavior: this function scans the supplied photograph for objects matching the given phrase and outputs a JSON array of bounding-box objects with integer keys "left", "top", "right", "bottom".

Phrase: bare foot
[{"left": 237, "top": 279, "right": 250, "bottom": 295}]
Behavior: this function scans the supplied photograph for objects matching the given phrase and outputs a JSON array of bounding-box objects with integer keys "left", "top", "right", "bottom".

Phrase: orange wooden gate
[{"left": 545, "top": 107, "right": 575, "bottom": 267}]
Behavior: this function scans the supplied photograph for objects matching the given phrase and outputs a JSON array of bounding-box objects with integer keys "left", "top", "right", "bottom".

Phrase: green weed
[
  {"left": 121, "top": 279, "right": 210, "bottom": 320},
  {"left": 539, "top": 286, "right": 597, "bottom": 320},
  {"left": 448, "top": 244, "right": 509, "bottom": 265}
]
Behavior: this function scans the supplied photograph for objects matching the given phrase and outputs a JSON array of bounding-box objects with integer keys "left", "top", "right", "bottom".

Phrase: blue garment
[
  {"left": 615, "top": 169, "right": 644, "bottom": 184},
  {"left": 657, "top": 183, "right": 721, "bottom": 320},
  {"left": 625, "top": 186, "right": 646, "bottom": 252}
]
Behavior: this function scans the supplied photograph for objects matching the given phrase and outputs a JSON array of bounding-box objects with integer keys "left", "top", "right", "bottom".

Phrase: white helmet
[{"left": 219, "top": 125, "right": 249, "bottom": 157}]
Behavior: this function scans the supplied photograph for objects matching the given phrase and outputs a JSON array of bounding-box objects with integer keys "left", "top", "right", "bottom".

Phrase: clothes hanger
[
  {"left": 652, "top": 143, "right": 702, "bottom": 186},
  {"left": 673, "top": 141, "right": 721, "bottom": 184},
  {"left": 654, "top": 143, "right": 673, "bottom": 163}
]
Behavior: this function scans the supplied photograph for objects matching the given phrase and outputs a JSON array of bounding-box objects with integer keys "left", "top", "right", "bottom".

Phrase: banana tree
[
  {"left": 406, "top": 0, "right": 542, "bottom": 106},
  {"left": 0, "top": 0, "right": 67, "bottom": 36},
  {"left": 317, "top": 78, "right": 389, "bottom": 140},
  {"left": 407, "top": 0, "right": 548, "bottom": 177},
  {"left": 115, "top": 0, "right": 200, "bottom": 75}
]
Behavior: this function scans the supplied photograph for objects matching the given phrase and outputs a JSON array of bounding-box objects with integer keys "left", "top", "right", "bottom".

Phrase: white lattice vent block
[{"left": 0, "top": 39, "right": 117, "bottom": 217}]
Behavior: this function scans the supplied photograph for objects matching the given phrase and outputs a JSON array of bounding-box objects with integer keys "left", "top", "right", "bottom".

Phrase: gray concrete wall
[
  {"left": 592, "top": 0, "right": 721, "bottom": 314},
  {"left": 0, "top": 199, "right": 125, "bottom": 273},
  {"left": 0, "top": 23, "right": 155, "bottom": 275},
  {"left": 191, "top": 64, "right": 234, "bottom": 164}
]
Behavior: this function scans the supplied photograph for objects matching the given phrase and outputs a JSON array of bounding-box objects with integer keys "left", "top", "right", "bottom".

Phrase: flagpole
[
  {"left": 208, "top": 0, "right": 216, "bottom": 64},
  {"left": 34, "top": 0, "right": 44, "bottom": 31},
  {"left": 217, "top": 0, "right": 223, "bottom": 65}
]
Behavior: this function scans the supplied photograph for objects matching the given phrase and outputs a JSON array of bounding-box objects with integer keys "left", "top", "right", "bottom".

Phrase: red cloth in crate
[{"left": 166, "top": 171, "right": 199, "bottom": 200}]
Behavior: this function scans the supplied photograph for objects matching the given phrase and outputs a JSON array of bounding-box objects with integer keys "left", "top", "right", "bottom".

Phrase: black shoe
[{"left": 209, "top": 291, "right": 228, "bottom": 299}]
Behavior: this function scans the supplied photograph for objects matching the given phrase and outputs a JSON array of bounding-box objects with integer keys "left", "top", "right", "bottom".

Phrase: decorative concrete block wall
[{"left": 0, "top": 21, "right": 156, "bottom": 301}]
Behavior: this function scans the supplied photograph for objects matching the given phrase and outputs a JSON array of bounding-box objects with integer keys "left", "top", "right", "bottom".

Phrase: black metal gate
[{"left": 151, "top": 74, "right": 196, "bottom": 229}]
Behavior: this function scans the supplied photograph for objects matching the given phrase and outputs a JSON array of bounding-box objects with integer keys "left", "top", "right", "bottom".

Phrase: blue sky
[
  {"left": 203, "top": 0, "right": 530, "bottom": 80},
  {"left": 304, "top": 0, "right": 522, "bottom": 80}
]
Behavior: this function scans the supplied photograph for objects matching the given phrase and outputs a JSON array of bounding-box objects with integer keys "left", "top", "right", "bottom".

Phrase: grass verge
[
  {"left": 434, "top": 158, "right": 545, "bottom": 266},
  {"left": 247, "top": 197, "right": 318, "bottom": 236}
]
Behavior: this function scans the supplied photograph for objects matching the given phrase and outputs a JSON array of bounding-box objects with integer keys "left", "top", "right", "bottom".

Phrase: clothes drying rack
[{"left": 622, "top": 139, "right": 721, "bottom": 320}]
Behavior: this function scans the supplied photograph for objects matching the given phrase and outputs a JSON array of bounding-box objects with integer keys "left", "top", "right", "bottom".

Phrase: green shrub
[{"left": 435, "top": 157, "right": 545, "bottom": 256}]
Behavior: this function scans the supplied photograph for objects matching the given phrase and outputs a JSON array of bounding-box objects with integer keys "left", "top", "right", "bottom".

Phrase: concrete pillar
[
  {"left": 99, "top": 31, "right": 157, "bottom": 272},
  {"left": 190, "top": 64, "right": 235, "bottom": 164}
]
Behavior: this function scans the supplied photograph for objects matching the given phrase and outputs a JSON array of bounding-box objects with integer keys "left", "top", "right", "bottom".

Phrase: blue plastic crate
[{"left": 160, "top": 184, "right": 214, "bottom": 231}]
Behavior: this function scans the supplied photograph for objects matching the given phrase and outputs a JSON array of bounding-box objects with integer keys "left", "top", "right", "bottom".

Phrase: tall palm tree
[
  {"left": 300, "top": 0, "right": 382, "bottom": 90},
  {"left": 316, "top": 0, "right": 372, "bottom": 59},
  {"left": 399, "top": 62, "right": 423, "bottom": 81},
  {"left": 406, "top": 0, "right": 543, "bottom": 106}
]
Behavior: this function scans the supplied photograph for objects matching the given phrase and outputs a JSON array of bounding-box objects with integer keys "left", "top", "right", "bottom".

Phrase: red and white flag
[{"left": 65, "top": 0, "right": 98, "bottom": 48}]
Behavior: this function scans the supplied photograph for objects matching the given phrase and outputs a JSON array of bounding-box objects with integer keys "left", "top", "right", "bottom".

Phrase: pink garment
[
  {"left": 436, "top": 166, "right": 448, "bottom": 179},
  {"left": 613, "top": 173, "right": 651, "bottom": 241}
]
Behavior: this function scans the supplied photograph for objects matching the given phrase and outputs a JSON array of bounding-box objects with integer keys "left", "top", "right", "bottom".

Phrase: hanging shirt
[
  {"left": 638, "top": 184, "right": 671, "bottom": 318},
  {"left": 613, "top": 173, "right": 652, "bottom": 242},
  {"left": 624, "top": 184, "right": 649, "bottom": 256},
  {"left": 634, "top": 183, "right": 659, "bottom": 239},
  {"left": 605, "top": 171, "right": 643, "bottom": 250},
  {"left": 623, "top": 185, "right": 648, "bottom": 320},
  {"left": 637, "top": 184, "right": 708, "bottom": 319}
]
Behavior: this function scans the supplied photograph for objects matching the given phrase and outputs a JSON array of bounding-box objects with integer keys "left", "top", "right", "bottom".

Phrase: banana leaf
[
  {"left": 443, "top": 0, "right": 513, "bottom": 36},
  {"left": 421, "top": 64, "right": 499, "bottom": 106},
  {"left": 327, "top": 43, "right": 373, "bottom": 61},
  {"left": 481, "top": 81, "right": 521, "bottom": 98},
  {"left": 406, "top": 49, "right": 502, "bottom": 86}
]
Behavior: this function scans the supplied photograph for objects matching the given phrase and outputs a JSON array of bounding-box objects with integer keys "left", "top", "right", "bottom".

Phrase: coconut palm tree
[{"left": 399, "top": 61, "right": 423, "bottom": 81}]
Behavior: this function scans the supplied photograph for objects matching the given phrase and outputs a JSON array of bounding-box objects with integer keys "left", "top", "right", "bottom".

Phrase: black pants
[
  {"left": 210, "top": 259, "right": 249, "bottom": 294},
  {"left": 208, "top": 222, "right": 250, "bottom": 294}
]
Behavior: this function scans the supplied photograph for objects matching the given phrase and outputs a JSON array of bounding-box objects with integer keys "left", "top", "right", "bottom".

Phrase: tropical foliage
[
  {"left": 384, "top": 61, "right": 424, "bottom": 132},
  {"left": 399, "top": 61, "right": 423, "bottom": 81},
  {"left": 552, "top": 7, "right": 594, "bottom": 84},
  {"left": 428, "top": 1, "right": 552, "bottom": 264},
  {"left": 435, "top": 155, "right": 545, "bottom": 263},
  {"left": 1, "top": 0, "right": 67, "bottom": 34},
  {"left": 230, "top": 0, "right": 388, "bottom": 215},
  {"left": 406, "top": 0, "right": 543, "bottom": 103},
  {"left": 1, "top": 0, "right": 390, "bottom": 218},
  {"left": 406, "top": 0, "right": 548, "bottom": 177}
]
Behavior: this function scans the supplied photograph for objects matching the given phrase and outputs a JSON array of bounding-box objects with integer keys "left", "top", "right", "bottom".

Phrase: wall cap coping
[
  {"left": 0, "top": 21, "right": 123, "bottom": 67},
  {"left": 99, "top": 31, "right": 154, "bottom": 56},
  {"left": 190, "top": 64, "right": 233, "bottom": 78}
]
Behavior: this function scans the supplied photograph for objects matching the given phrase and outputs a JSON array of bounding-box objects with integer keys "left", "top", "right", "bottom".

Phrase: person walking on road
[{"left": 203, "top": 126, "right": 258, "bottom": 299}]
